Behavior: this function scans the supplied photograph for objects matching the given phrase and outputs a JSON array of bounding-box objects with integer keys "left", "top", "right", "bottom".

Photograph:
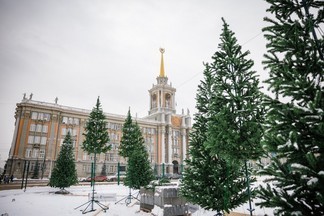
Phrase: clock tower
[
  {"left": 148, "top": 48, "right": 176, "bottom": 119},
  {"left": 145, "top": 49, "right": 191, "bottom": 168}
]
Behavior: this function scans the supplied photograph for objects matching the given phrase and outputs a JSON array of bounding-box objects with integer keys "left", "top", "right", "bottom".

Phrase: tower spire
[{"left": 159, "top": 48, "right": 165, "bottom": 77}]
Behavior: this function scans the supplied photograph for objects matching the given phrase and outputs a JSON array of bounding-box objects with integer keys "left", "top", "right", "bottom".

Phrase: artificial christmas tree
[
  {"left": 76, "top": 97, "right": 111, "bottom": 213},
  {"left": 49, "top": 131, "right": 78, "bottom": 193},
  {"left": 117, "top": 109, "right": 154, "bottom": 205},
  {"left": 119, "top": 109, "right": 144, "bottom": 158},
  {"left": 257, "top": 0, "right": 324, "bottom": 215},
  {"left": 181, "top": 18, "right": 265, "bottom": 215}
]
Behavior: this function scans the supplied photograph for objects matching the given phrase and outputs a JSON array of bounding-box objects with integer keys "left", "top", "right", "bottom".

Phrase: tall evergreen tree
[
  {"left": 181, "top": 18, "right": 265, "bottom": 214},
  {"left": 119, "top": 109, "right": 143, "bottom": 158},
  {"left": 205, "top": 18, "right": 265, "bottom": 161},
  {"left": 80, "top": 97, "right": 111, "bottom": 212},
  {"left": 49, "top": 131, "right": 78, "bottom": 192},
  {"left": 257, "top": 0, "right": 324, "bottom": 215},
  {"left": 82, "top": 97, "right": 111, "bottom": 156},
  {"left": 120, "top": 110, "right": 154, "bottom": 189}
]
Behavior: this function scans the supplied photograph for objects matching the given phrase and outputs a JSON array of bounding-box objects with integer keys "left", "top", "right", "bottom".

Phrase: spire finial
[{"left": 159, "top": 48, "right": 165, "bottom": 77}]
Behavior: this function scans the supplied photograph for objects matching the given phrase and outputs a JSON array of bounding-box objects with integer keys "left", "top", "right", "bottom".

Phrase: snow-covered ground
[{"left": 0, "top": 183, "right": 273, "bottom": 216}]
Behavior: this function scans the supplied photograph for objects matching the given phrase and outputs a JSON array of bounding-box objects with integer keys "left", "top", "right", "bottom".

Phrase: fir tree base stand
[
  {"left": 75, "top": 153, "right": 109, "bottom": 214},
  {"left": 115, "top": 187, "right": 139, "bottom": 206},
  {"left": 74, "top": 195, "right": 109, "bottom": 214},
  {"left": 74, "top": 179, "right": 109, "bottom": 214}
]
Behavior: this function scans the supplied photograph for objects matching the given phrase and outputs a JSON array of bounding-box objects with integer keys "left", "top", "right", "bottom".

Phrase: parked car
[
  {"left": 85, "top": 175, "right": 108, "bottom": 182},
  {"left": 79, "top": 177, "right": 87, "bottom": 182},
  {"left": 107, "top": 171, "right": 126, "bottom": 181}
]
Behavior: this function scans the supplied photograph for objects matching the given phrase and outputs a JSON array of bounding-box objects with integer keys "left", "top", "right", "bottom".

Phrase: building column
[
  {"left": 9, "top": 114, "right": 21, "bottom": 157},
  {"left": 182, "top": 128, "right": 187, "bottom": 164},
  {"left": 161, "top": 126, "right": 165, "bottom": 164},
  {"left": 168, "top": 128, "right": 172, "bottom": 164}
]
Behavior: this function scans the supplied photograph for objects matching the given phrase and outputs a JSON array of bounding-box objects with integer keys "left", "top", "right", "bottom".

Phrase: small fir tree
[
  {"left": 49, "top": 131, "right": 78, "bottom": 192},
  {"left": 120, "top": 110, "right": 154, "bottom": 189},
  {"left": 257, "top": 0, "right": 324, "bottom": 214},
  {"left": 124, "top": 146, "right": 154, "bottom": 190}
]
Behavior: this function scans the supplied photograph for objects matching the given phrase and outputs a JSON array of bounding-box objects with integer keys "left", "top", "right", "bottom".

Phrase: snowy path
[{"left": 0, "top": 184, "right": 273, "bottom": 216}]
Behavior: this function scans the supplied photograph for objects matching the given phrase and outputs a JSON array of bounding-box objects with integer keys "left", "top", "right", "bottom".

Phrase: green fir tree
[
  {"left": 204, "top": 18, "right": 265, "bottom": 161},
  {"left": 257, "top": 0, "right": 324, "bottom": 215},
  {"left": 82, "top": 97, "right": 111, "bottom": 155},
  {"left": 120, "top": 110, "right": 154, "bottom": 189},
  {"left": 181, "top": 18, "right": 265, "bottom": 214},
  {"left": 119, "top": 109, "right": 144, "bottom": 158},
  {"left": 49, "top": 131, "right": 78, "bottom": 192},
  {"left": 124, "top": 145, "right": 154, "bottom": 190}
]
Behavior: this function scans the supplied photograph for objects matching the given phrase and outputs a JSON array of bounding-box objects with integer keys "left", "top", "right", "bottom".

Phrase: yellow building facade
[{"left": 6, "top": 50, "right": 191, "bottom": 178}]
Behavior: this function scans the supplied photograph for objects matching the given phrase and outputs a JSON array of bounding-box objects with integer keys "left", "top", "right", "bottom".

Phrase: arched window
[
  {"left": 152, "top": 94, "right": 157, "bottom": 108},
  {"left": 165, "top": 93, "right": 171, "bottom": 108},
  {"left": 172, "top": 160, "right": 179, "bottom": 174}
]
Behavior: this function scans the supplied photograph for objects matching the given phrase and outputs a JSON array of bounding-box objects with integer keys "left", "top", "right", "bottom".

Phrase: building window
[
  {"left": 90, "top": 154, "right": 94, "bottom": 161},
  {"left": 32, "top": 149, "right": 39, "bottom": 158},
  {"left": 36, "top": 124, "right": 42, "bottom": 132},
  {"left": 34, "top": 136, "right": 41, "bottom": 144},
  {"left": 28, "top": 136, "right": 34, "bottom": 144},
  {"left": 62, "top": 116, "right": 79, "bottom": 125},
  {"left": 43, "top": 113, "right": 50, "bottom": 121},
  {"left": 62, "top": 128, "right": 77, "bottom": 136},
  {"left": 38, "top": 113, "right": 44, "bottom": 120},
  {"left": 83, "top": 153, "right": 87, "bottom": 160},
  {"left": 83, "top": 164, "right": 91, "bottom": 173},
  {"left": 31, "top": 112, "right": 50, "bottom": 121},
  {"left": 39, "top": 149, "right": 45, "bottom": 158},
  {"left": 41, "top": 137, "right": 47, "bottom": 145},
  {"left": 72, "top": 139, "right": 76, "bottom": 147},
  {"left": 31, "top": 112, "right": 38, "bottom": 120},
  {"left": 107, "top": 122, "right": 121, "bottom": 130},
  {"left": 73, "top": 118, "right": 79, "bottom": 125},
  {"left": 42, "top": 125, "right": 48, "bottom": 133},
  {"left": 30, "top": 124, "right": 36, "bottom": 132},
  {"left": 72, "top": 128, "right": 77, "bottom": 136},
  {"left": 25, "top": 149, "right": 32, "bottom": 158},
  {"left": 30, "top": 124, "right": 48, "bottom": 133},
  {"left": 28, "top": 135, "right": 47, "bottom": 144},
  {"left": 62, "top": 117, "right": 68, "bottom": 124}
]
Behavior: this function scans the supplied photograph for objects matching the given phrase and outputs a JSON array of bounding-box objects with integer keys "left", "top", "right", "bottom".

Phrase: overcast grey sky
[{"left": 0, "top": 0, "right": 269, "bottom": 167}]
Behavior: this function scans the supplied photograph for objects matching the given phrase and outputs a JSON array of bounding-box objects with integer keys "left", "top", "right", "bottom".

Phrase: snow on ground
[{"left": 0, "top": 183, "right": 273, "bottom": 216}]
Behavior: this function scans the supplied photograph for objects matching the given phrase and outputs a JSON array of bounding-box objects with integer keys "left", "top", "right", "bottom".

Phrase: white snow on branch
[
  {"left": 307, "top": 177, "right": 318, "bottom": 186},
  {"left": 291, "top": 163, "right": 310, "bottom": 171},
  {"left": 318, "top": 171, "right": 324, "bottom": 176},
  {"left": 291, "top": 211, "right": 303, "bottom": 216}
]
